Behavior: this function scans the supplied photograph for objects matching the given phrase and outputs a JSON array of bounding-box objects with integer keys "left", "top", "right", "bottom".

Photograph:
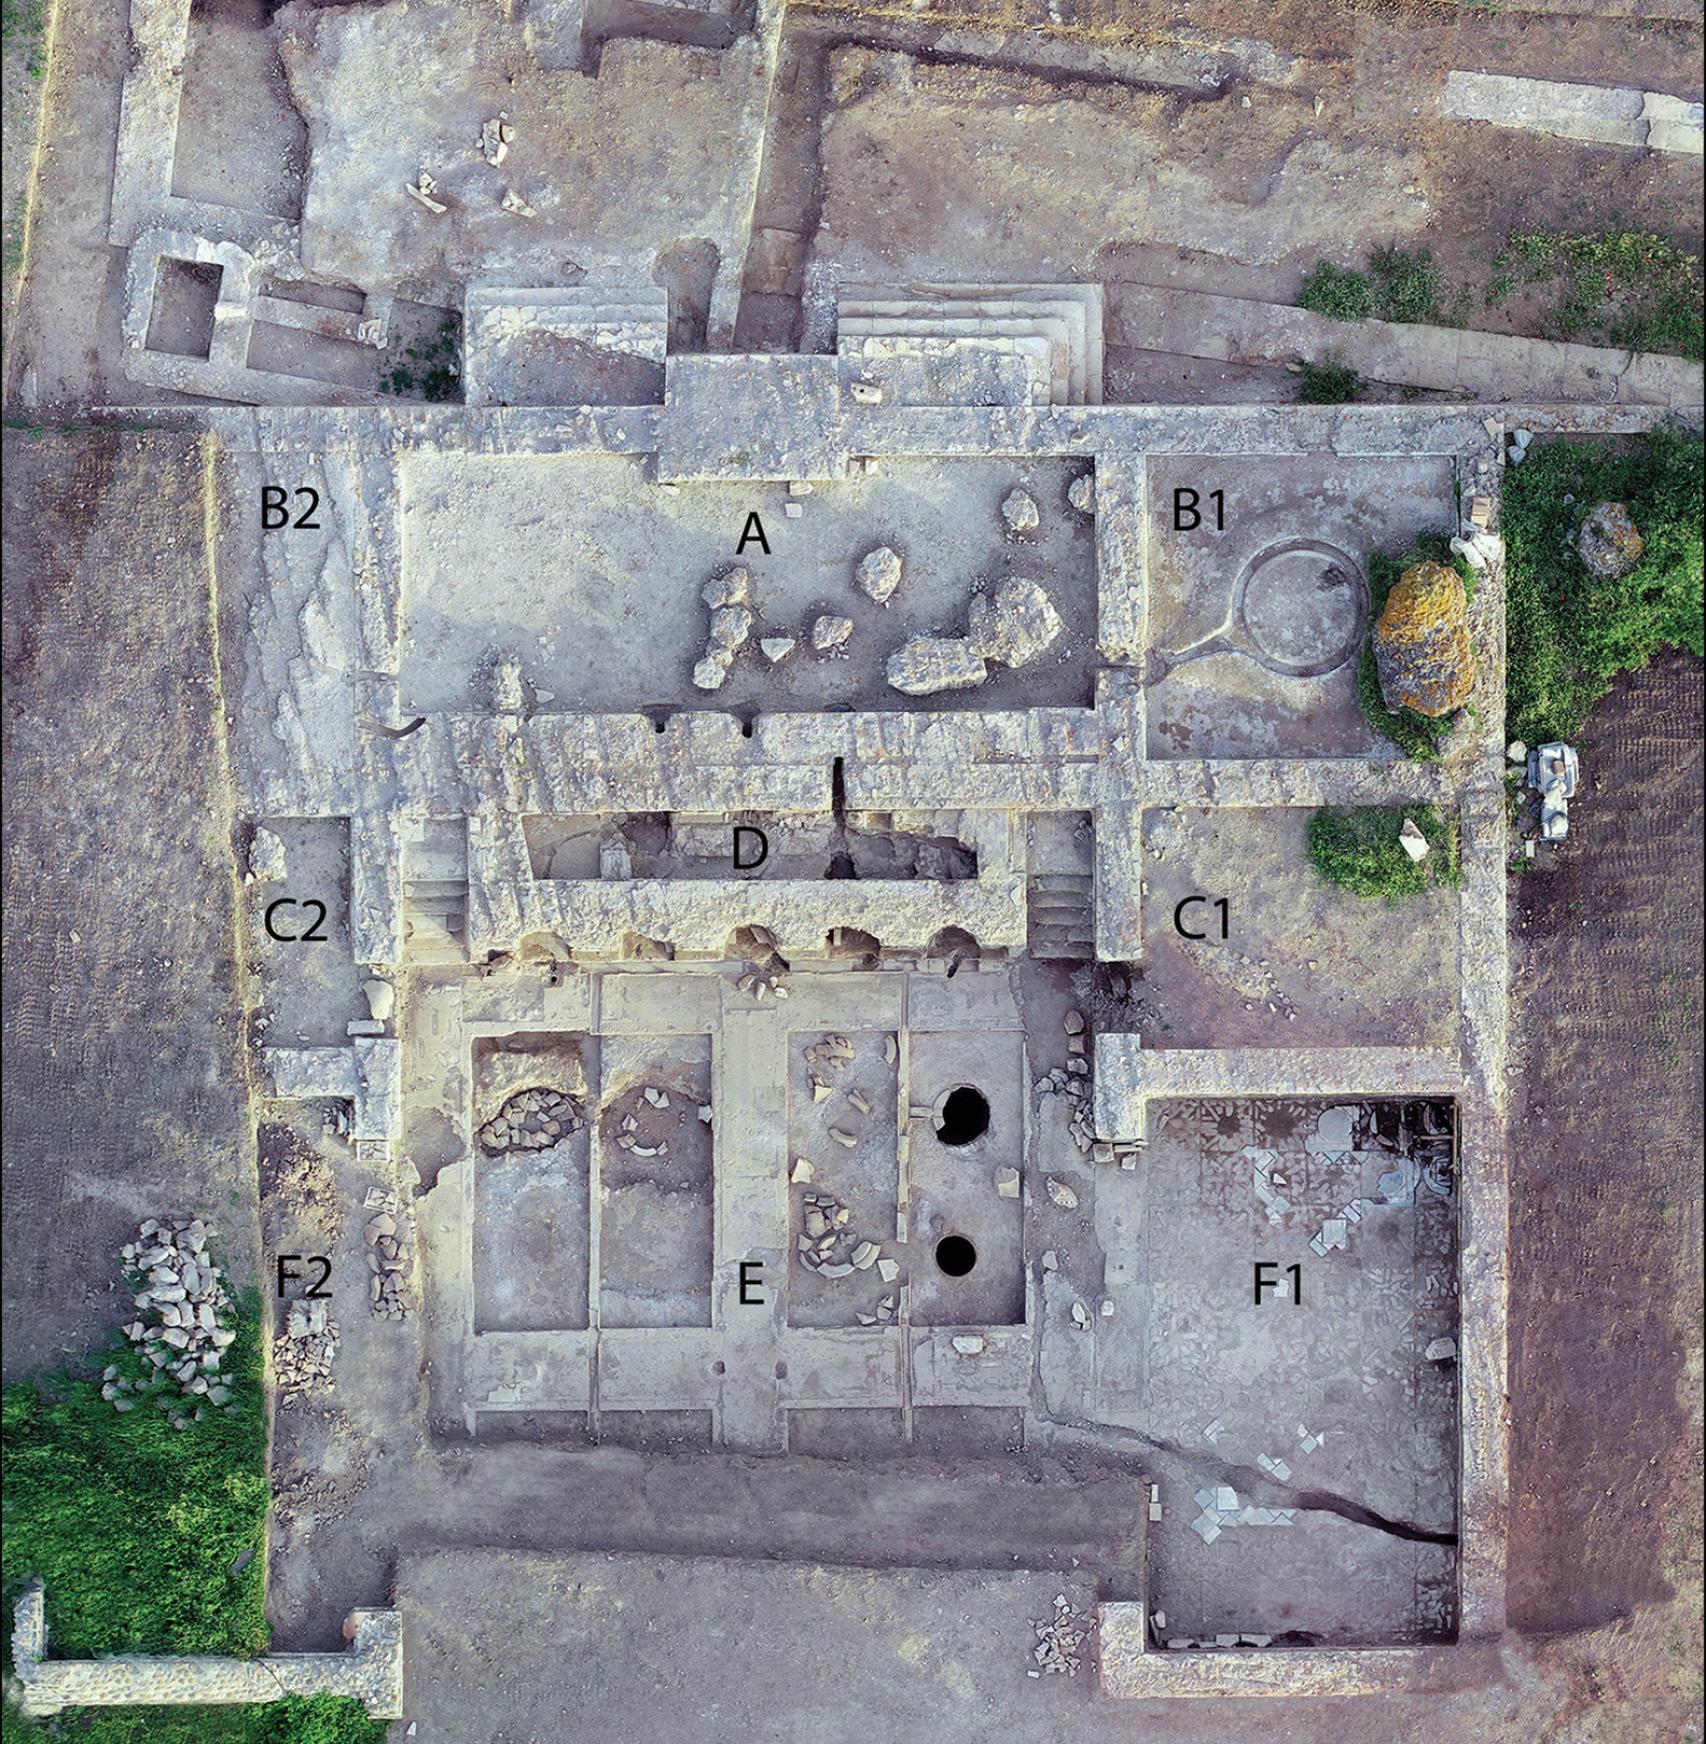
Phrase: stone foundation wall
[{"left": 10, "top": 1583, "right": 403, "bottom": 1719}]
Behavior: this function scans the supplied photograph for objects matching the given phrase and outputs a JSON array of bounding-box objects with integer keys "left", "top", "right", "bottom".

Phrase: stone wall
[{"left": 10, "top": 1582, "right": 404, "bottom": 1719}]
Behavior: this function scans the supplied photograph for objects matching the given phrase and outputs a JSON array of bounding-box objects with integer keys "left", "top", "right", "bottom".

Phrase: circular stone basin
[{"left": 1235, "top": 539, "right": 1368, "bottom": 677}]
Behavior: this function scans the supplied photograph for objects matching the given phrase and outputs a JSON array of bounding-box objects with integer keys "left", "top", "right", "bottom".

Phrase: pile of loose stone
[
  {"left": 1035, "top": 1010, "right": 1142, "bottom": 1167},
  {"left": 477, "top": 1085, "right": 586, "bottom": 1154},
  {"left": 1026, "top": 1594, "right": 1092, "bottom": 1677},
  {"left": 794, "top": 1189, "right": 900, "bottom": 1321},
  {"left": 364, "top": 1189, "right": 409, "bottom": 1321},
  {"left": 110, "top": 1218, "right": 238, "bottom": 1421},
  {"left": 613, "top": 1084, "right": 701, "bottom": 1158},
  {"left": 736, "top": 961, "right": 788, "bottom": 1000},
  {"left": 274, "top": 1298, "right": 338, "bottom": 1396}
]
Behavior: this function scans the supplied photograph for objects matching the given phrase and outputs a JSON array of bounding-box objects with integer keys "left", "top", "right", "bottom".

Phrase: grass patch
[
  {"left": 382, "top": 313, "right": 461, "bottom": 401},
  {"left": 1307, "top": 805, "right": 1462, "bottom": 902},
  {"left": 2, "top": 1296, "right": 388, "bottom": 1744},
  {"left": 1, "top": 0, "right": 46, "bottom": 77},
  {"left": 1297, "top": 359, "right": 1361, "bottom": 404},
  {"left": 3, "top": 1697, "right": 389, "bottom": 1744},
  {"left": 1298, "top": 247, "right": 1441, "bottom": 324},
  {"left": 2, "top": 1293, "right": 270, "bottom": 1658},
  {"left": 1504, "top": 230, "right": 1704, "bottom": 363},
  {"left": 1356, "top": 533, "right": 1476, "bottom": 762},
  {"left": 1503, "top": 427, "right": 1704, "bottom": 747}
]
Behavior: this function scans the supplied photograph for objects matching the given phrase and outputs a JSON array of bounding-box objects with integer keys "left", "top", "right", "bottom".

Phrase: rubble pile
[
  {"left": 613, "top": 1085, "right": 680, "bottom": 1158},
  {"left": 736, "top": 962, "right": 788, "bottom": 999},
  {"left": 111, "top": 1218, "right": 238, "bottom": 1418},
  {"left": 478, "top": 1086, "right": 586, "bottom": 1154},
  {"left": 274, "top": 1298, "right": 339, "bottom": 1396},
  {"left": 694, "top": 568, "right": 754, "bottom": 691},
  {"left": 1027, "top": 1595, "right": 1092, "bottom": 1677},
  {"left": 364, "top": 1196, "right": 410, "bottom": 1321}
]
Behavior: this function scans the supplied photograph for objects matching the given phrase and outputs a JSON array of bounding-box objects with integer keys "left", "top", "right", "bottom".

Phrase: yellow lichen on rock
[{"left": 1372, "top": 560, "right": 1474, "bottom": 718}]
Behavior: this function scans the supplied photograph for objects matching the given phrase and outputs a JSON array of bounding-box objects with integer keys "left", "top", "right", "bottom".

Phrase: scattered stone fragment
[
  {"left": 479, "top": 114, "right": 513, "bottom": 165},
  {"left": 952, "top": 1335, "right": 986, "bottom": 1355},
  {"left": 829, "top": 1127, "right": 858, "bottom": 1148},
  {"left": 855, "top": 545, "right": 903, "bottom": 604},
  {"left": 692, "top": 654, "right": 731, "bottom": 691},
  {"left": 1425, "top": 1336, "right": 1458, "bottom": 1361},
  {"left": 1001, "top": 487, "right": 1040, "bottom": 534},
  {"left": 1063, "top": 1009, "right": 1085, "bottom": 1036},
  {"left": 811, "top": 614, "right": 853, "bottom": 654},
  {"left": 362, "top": 978, "right": 395, "bottom": 1023},
  {"left": 851, "top": 1241, "right": 880, "bottom": 1271},
  {"left": 405, "top": 170, "right": 447, "bottom": 213},
  {"left": 877, "top": 1258, "right": 900, "bottom": 1283},
  {"left": 1067, "top": 473, "right": 1095, "bottom": 516},
  {"left": 1046, "top": 1177, "right": 1079, "bottom": 1210},
  {"left": 1398, "top": 818, "right": 1431, "bottom": 862},
  {"left": 993, "top": 1166, "right": 1021, "bottom": 1199},
  {"left": 499, "top": 188, "right": 537, "bottom": 218},
  {"left": 1070, "top": 1300, "right": 1091, "bottom": 1329},
  {"left": 759, "top": 636, "right": 795, "bottom": 663}
]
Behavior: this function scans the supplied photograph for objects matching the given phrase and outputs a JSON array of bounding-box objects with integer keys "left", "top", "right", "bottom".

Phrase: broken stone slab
[
  {"left": 362, "top": 978, "right": 395, "bottom": 1023},
  {"left": 790, "top": 1157, "right": 814, "bottom": 1183},
  {"left": 759, "top": 635, "right": 795, "bottom": 663},
  {"left": 1001, "top": 487, "right": 1040, "bottom": 533},
  {"left": 1425, "top": 1336, "right": 1458, "bottom": 1361},
  {"left": 703, "top": 568, "right": 752, "bottom": 609},
  {"left": 885, "top": 635, "right": 987, "bottom": 696},
  {"left": 405, "top": 172, "right": 447, "bottom": 214},
  {"left": 1063, "top": 1010, "right": 1085, "bottom": 1035},
  {"left": 708, "top": 606, "right": 753, "bottom": 652},
  {"left": 1398, "top": 818, "right": 1431, "bottom": 862},
  {"left": 1045, "top": 1177, "right": 1079, "bottom": 1210},
  {"left": 951, "top": 1334, "right": 986, "bottom": 1355},
  {"left": 877, "top": 1258, "right": 899, "bottom": 1283},
  {"left": 851, "top": 1241, "right": 879, "bottom": 1270},
  {"left": 828, "top": 1127, "right": 858, "bottom": 1149},
  {"left": 811, "top": 614, "right": 853, "bottom": 653},
  {"left": 855, "top": 545, "right": 903, "bottom": 604},
  {"left": 692, "top": 653, "right": 731, "bottom": 691},
  {"left": 965, "top": 577, "right": 1063, "bottom": 668},
  {"left": 993, "top": 1166, "right": 1021, "bottom": 1199},
  {"left": 1067, "top": 473, "right": 1094, "bottom": 515}
]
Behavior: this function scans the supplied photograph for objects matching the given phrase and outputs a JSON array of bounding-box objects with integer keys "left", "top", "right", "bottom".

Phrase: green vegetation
[
  {"left": 1501, "top": 229, "right": 1704, "bottom": 363},
  {"left": 3, "top": 1697, "right": 389, "bottom": 1744},
  {"left": 1307, "top": 805, "right": 1462, "bottom": 902},
  {"left": 1503, "top": 427, "right": 1704, "bottom": 748},
  {"left": 2, "top": 1297, "right": 387, "bottom": 1744},
  {"left": 1, "top": 0, "right": 46, "bottom": 77},
  {"left": 1357, "top": 533, "right": 1476, "bottom": 762},
  {"left": 1298, "top": 246, "right": 1441, "bottom": 325},
  {"left": 1300, "top": 229, "right": 1702, "bottom": 363},
  {"left": 1297, "top": 359, "right": 1361, "bottom": 404},
  {"left": 381, "top": 314, "right": 461, "bottom": 401}
]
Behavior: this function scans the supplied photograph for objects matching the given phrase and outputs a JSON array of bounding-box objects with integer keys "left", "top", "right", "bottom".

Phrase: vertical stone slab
[{"left": 1093, "top": 452, "right": 1150, "bottom": 666}]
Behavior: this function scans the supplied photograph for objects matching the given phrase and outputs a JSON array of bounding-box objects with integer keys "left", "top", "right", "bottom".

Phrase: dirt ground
[
  {"left": 0, "top": 428, "right": 258, "bottom": 1378},
  {"left": 1506, "top": 650, "right": 1704, "bottom": 1648}
]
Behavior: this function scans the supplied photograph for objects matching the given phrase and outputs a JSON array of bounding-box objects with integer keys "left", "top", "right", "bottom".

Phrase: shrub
[
  {"left": 1298, "top": 359, "right": 1360, "bottom": 404},
  {"left": 1307, "top": 805, "right": 1462, "bottom": 902},
  {"left": 1503, "top": 427, "right": 1704, "bottom": 746},
  {"left": 1297, "top": 262, "right": 1374, "bottom": 321}
]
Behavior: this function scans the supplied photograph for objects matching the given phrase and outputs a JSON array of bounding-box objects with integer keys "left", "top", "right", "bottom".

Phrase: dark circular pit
[
  {"left": 935, "top": 1085, "right": 990, "bottom": 1147},
  {"left": 935, "top": 1235, "right": 978, "bottom": 1277}
]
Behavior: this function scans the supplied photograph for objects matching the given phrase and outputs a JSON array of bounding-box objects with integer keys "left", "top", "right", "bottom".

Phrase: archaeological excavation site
[{"left": 3, "top": 0, "right": 1700, "bottom": 1738}]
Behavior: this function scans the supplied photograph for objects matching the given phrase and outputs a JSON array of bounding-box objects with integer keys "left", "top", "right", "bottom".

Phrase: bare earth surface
[{"left": 0, "top": 429, "right": 258, "bottom": 1378}]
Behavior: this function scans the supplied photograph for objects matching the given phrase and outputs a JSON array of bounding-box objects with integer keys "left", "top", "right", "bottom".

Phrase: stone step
[
  {"left": 838, "top": 282, "right": 1105, "bottom": 403},
  {"left": 838, "top": 315, "right": 1078, "bottom": 404},
  {"left": 839, "top": 304, "right": 1086, "bottom": 403}
]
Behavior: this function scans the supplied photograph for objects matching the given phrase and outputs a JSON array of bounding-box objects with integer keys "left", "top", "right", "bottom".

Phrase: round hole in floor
[
  {"left": 712, "top": 1360, "right": 726, "bottom": 1376},
  {"left": 774, "top": 1361, "right": 788, "bottom": 1380},
  {"left": 935, "top": 1085, "right": 990, "bottom": 1147},
  {"left": 935, "top": 1234, "right": 977, "bottom": 1277}
]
